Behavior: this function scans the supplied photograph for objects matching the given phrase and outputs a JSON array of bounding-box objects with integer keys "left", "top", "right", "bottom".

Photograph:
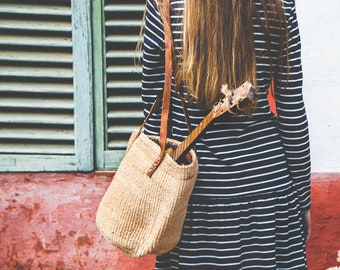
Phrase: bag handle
[{"left": 146, "top": 0, "right": 173, "bottom": 177}]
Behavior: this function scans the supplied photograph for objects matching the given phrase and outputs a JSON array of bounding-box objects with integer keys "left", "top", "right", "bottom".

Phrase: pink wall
[
  {"left": 307, "top": 174, "right": 340, "bottom": 269},
  {"left": 0, "top": 172, "right": 339, "bottom": 270}
]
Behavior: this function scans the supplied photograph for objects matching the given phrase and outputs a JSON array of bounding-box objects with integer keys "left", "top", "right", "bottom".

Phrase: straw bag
[
  {"left": 95, "top": 0, "right": 199, "bottom": 258},
  {"left": 95, "top": 131, "right": 198, "bottom": 258}
]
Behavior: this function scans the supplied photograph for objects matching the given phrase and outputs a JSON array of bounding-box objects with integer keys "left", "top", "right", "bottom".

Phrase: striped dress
[{"left": 142, "top": 0, "right": 311, "bottom": 269}]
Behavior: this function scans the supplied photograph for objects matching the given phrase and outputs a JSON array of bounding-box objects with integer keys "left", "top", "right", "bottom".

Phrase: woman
[{"left": 141, "top": 0, "right": 311, "bottom": 269}]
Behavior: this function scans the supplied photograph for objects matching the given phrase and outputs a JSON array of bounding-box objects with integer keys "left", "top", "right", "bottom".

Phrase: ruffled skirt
[{"left": 155, "top": 187, "right": 307, "bottom": 270}]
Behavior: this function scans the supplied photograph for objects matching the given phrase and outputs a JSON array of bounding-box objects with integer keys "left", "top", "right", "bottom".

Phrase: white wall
[{"left": 296, "top": 1, "right": 340, "bottom": 172}]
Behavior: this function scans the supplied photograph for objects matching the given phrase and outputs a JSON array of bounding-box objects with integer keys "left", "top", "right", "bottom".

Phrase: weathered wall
[
  {"left": 0, "top": 173, "right": 155, "bottom": 270},
  {"left": 0, "top": 173, "right": 340, "bottom": 270},
  {"left": 307, "top": 174, "right": 340, "bottom": 269},
  {"left": 296, "top": 0, "right": 340, "bottom": 172}
]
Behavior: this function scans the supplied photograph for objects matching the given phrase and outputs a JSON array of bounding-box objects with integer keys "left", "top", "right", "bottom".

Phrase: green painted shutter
[
  {"left": 0, "top": 0, "right": 93, "bottom": 172},
  {"left": 94, "top": 0, "right": 145, "bottom": 170}
]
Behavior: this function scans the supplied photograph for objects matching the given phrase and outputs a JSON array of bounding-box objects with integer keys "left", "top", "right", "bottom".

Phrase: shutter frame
[
  {"left": 72, "top": 0, "right": 94, "bottom": 171},
  {"left": 93, "top": 0, "right": 106, "bottom": 170},
  {"left": 94, "top": 0, "right": 145, "bottom": 170}
]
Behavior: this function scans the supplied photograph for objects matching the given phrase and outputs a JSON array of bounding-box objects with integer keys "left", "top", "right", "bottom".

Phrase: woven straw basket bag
[
  {"left": 96, "top": 131, "right": 198, "bottom": 257},
  {"left": 96, "top": 0, "right": 199, "bottom": 258}
]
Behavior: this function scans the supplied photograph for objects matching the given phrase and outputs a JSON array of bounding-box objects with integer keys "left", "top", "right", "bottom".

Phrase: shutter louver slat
[
  {"left": 0, "top": 112, "right": 73, "bottom": 125},
  {"left": 107, "top": 96, "right": 142, "bottom": 104},
  {"left": 0, "top": 35, "right": 72, "bottom": 47},
  {"left": 105, "top": 20, "right": 142, "bottom": 28},
  {"left": 107, "top": 51, "right": 142, "bottom": 58},
  {"left": 0, "top": 128, "right": 73, "bottom": 140},
  {"left": 106, "top": 66, "right": 141, "bottom": 74},
  {"left": 0, "top": 0, "right": 74, "bottom": 160},
  {"left": 0, "top": 97, "right": 73, "bottom": 109},
  {"left": 0, "top": 20, "right": 72, "bottom": 32},
  {"left": 0, "top": 4, "right": 71, "bottom": 16},
  {"left": 106, "top": 36, "right": 140, "bottom": 43},
  {"left": 105, "top": 4, "right": 145, "bottom": 12},
  {"left": 0, "top": 82, "right": 73, "bottom": 94},
  {"left": 108, "top": 111, "right": 143, "bottom": 119},
  {"left": 0, "top": 67, "right": 73, "bottom": 78},
  {"left": 0, "top": 144, "right": 74, "bottom": 155},
  {"left": 104, "top": 0, "right": 145, "bottom": 152},
  {"left": 0, "top": 51, "right": 72, "bottom": 63}
]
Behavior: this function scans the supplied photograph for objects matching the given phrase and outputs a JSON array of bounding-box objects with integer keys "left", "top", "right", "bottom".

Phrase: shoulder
[
  {"left": 144, "top": 0, "right": 164, "bottom": 49},
  {"left": 146, "top": 0, "right": 161, "bottom": 18},
  {"left": 281, "top": 0, "right": 297, "bottom": 16},
  {"left": 281, "top": 0, "right": 296, "bottom": 8}
]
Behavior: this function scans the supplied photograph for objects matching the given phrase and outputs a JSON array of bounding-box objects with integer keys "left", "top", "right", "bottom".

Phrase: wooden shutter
[
  {"left": 94, "top": 0, "right": 145, "bottom": 170},
  {"left": 0, "top": 0, "right": 93, "bottom": 172}
]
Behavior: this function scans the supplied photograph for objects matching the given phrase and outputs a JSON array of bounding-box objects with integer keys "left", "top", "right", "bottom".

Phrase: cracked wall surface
[
  {"left": 0, "top": 173, "right": 339, "bottom": 270},
  {"left": 0, "top": 173, "right": 155, "bottom": 270}
]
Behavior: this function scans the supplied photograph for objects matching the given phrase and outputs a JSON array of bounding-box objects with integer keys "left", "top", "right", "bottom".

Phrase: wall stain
[
  {"left": 56, "top": 260, "right": 66, "bottom": 270},
  {"left": 69, "top": 230, "right": 77, "bottom": 237},
  {"left": 19, "top": 203, "right": 40, "bottom": 222},
  {"left": 1, "top": 225, "right": 8, "bottom": 234},
  {"left": 76, "top": 234, "right": 94, "bottom": 249},
  {"left": 52, "top": 230, "right": 66, "bottom": 248}
]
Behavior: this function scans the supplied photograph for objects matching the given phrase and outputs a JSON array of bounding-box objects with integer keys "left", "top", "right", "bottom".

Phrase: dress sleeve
[
  {"left": 274, "top": 1, "right": 311, "bottom": 213},
  {"left": 141, "top": 0, "right": 166, "bottom": 136}
]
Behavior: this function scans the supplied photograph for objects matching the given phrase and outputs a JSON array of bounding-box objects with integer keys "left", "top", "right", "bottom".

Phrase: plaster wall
[
  {"left": 296, "top": 0, "right": 340, "bottom": 172},
  {"left": 1, "top": 173, "right": 340, "bottom": 270}
]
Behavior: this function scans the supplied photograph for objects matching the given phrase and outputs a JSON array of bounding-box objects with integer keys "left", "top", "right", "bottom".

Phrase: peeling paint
[
  {"left": 0, "top": 172, "right": 339, "bottom": 269},
  {"left": 76, "top": 234, "right": 94, "bottom": 249},
  {"left": 0, "top": 172, "right": 155, "bottom": 270}
]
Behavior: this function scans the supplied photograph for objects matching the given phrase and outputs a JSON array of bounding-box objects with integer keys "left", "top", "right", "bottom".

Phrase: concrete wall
[
  {"left": 296, "top": 0, "right": 340, "bottom": 172},
  {"left": 1, "top": 172, "right": 340, "bottom": 270}
]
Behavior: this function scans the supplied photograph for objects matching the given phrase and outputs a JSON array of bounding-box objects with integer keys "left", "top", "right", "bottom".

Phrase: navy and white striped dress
[{"left": 142, "top": 0, "right": 311, "bottom": 269}]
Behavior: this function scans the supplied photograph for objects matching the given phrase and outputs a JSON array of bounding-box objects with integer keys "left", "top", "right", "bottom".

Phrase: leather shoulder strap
[{"left": 147, "top": 0, "right": 172, "bottom": 177}]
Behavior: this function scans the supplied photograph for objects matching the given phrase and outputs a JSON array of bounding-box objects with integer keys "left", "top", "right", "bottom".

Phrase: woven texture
[{"left": 96, "top": 131, "right": 198, "bottom": 258}]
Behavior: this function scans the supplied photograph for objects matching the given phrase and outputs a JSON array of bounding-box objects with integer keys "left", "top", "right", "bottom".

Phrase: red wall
[
  {"left": 0, "top": 172, "right": 339, "bottom": 270},
  {"left": 307, "top": 174, "right": 340, "bottom": 269}
]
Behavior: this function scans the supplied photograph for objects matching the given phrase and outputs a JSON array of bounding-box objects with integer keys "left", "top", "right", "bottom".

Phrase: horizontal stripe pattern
[
  {"left": 142, "top": 0, "right": 311, "bottom": 269},
  {"left": 156, "top": 188, "right": 307, "bottom": 269}
]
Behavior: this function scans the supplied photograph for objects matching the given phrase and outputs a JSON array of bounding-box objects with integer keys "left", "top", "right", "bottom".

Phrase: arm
[
  {"left": 302, "top": 210, "right": 311, "bottom": 243},
  {"left": 141, "top": 0, "right": 167, "bottom": 136},
  {"left": 274, "top": 1, "right": 311, "bottom": 213}
]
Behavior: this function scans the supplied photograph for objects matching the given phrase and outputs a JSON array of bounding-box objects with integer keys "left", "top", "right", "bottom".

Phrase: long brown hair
[{"left": 155, "top": 0, "right": 288, "bottom": 110}]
